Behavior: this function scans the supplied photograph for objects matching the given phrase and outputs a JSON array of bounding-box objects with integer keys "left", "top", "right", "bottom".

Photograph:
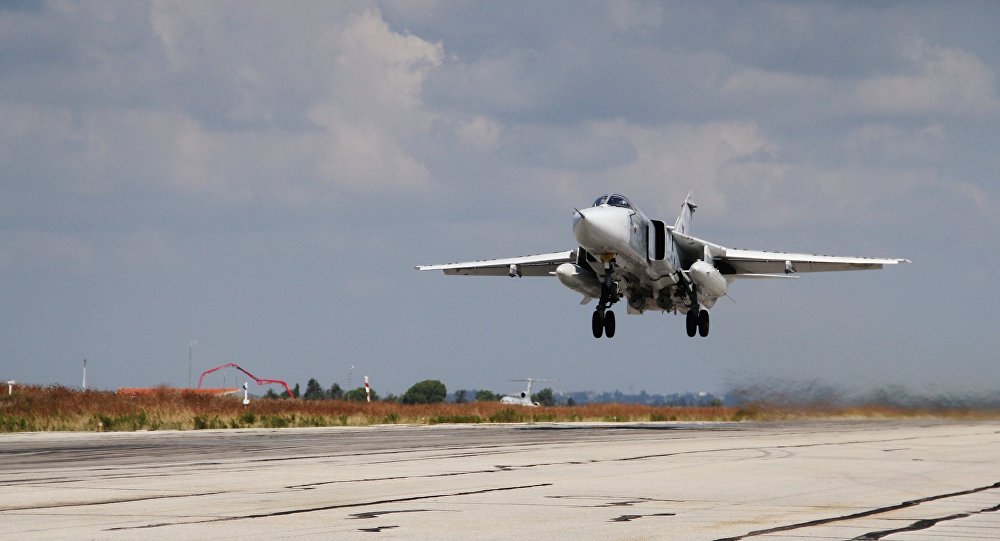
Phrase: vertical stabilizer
[{"left": 674, "top": 192, "right": 697, "bottom": 235}]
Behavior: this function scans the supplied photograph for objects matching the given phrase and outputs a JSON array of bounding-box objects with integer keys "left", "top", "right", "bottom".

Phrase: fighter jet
[{"left": 417, "top": 193, "right": 909, "bottom": 338}]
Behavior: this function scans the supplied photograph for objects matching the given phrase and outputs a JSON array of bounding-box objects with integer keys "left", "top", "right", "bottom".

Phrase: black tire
[
  {"left": 604, "top": 310, "right": 616, "bottom": 338},
  {"left": 698, "top": 310, "right": 710, "bottom": 337},
  {"left": 592, "top": 310, "right": 604, "bottom": 338},
  {"left": 686, "top": 309, "right": 697, "bottom": 337}
]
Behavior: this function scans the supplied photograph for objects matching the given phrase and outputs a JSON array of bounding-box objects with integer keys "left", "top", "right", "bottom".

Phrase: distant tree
[
  {"left": 382, "top": 393, "right": 400, "bottom": 403},
  {"left": 532, "top": 387, "right": 556, "bottom": 407},
  {"left": 566, "top": 397, "right": 576, "bottom": 407},
  {"left": 328, "top": 383, "right": 344, "bottom": 400},
  {"left": 303, "top": 378, "right": 325, "bottom": 400},
  {"left": 345, "top": 386, "right": 379, "bottom": 402},
  {"left": 475, "top": 389, "right": 498, "bottom": 402},
  {"left": 455, "top": 390, "right": 468, "bottom": 404},
  {"left": 402, "top": 380, "right": 447, "bottom": 404},
  {"left": 264, "top": 388, "right": 279, "bottom": 400}
]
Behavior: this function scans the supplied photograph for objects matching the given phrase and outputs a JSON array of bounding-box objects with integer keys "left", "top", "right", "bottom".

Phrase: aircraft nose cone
[{"left": 573, "top": 207, "right": 629, "bottom": 253}]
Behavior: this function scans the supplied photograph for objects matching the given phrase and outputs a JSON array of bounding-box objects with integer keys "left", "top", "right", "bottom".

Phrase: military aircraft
[{"left": 417, "top": 193, "right": 909, "bottom": 338}]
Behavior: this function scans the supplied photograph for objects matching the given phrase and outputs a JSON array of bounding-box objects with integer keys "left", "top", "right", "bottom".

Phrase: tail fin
[{"left": 673, "top": 191, "right": 697, "bottom": 235}]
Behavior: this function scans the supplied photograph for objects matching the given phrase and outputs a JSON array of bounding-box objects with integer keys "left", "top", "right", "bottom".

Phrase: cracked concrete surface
[{"left": 1, "top": 420, "right": 998, "bottom": 540}]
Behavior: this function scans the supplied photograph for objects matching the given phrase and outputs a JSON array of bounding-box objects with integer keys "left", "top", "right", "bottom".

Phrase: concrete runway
[{"left": 1, "top": 420, "right": 999, "bottom": 540}]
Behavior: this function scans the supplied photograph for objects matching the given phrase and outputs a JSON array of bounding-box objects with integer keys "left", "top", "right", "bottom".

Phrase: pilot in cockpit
[{"left": 593, "top": 194, "right": 632, "bottom": 209}]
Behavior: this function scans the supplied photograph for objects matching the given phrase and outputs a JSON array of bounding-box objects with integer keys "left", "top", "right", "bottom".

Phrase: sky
[{"left": 2, "top": 1, "right": 998, "bottom": 398}]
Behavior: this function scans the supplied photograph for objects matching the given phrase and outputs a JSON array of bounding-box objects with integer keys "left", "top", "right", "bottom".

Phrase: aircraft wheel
[
  {"left": 604, "top": 310, "right": 616, "bottom": 338},
  {"left": 592, "top": 311, "right": 604, "bottom": 338},
  {"left": 698, "top": 310, "right": 710, "bottom": 337},
  {"left": 686, "top": 309, "right": 697, "bottom": 337}
]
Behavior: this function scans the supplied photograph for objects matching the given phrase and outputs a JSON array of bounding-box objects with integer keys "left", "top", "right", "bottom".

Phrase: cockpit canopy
[{"left": 592, "top": 193, "right": 633, "bottom": 210}]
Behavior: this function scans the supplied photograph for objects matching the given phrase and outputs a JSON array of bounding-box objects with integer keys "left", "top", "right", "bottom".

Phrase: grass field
[{"left": 1, "top": 385, "right": 998, "bottom": 432}]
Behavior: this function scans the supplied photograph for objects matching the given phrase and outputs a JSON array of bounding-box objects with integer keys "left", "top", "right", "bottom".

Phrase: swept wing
[
  {"left": 416, "top": 251, "right": 574, "bottom": 277},
  {"left": 671, "top": 230, "right": 910, "bottom": 276}
]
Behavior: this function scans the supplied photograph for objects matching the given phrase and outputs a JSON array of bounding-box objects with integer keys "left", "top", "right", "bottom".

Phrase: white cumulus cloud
[{"left": 856, "top": 41, "right": 1000, "bottom": 117}]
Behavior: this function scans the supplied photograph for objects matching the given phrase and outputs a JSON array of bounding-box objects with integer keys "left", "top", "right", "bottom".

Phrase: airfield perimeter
[{"left": 2, "top": 420, "right": 999, "bottom": 540}]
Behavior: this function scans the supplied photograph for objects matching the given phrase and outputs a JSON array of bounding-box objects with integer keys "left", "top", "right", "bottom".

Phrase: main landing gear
[
  {"left": 592, "top": 272, "right": 619, "bottom": 339},
  {"left": 686, "top": 308, "right": 710, "bottom": 338},
  {"left": 592, "top": 309, "right": 615, "bottom": 338}
]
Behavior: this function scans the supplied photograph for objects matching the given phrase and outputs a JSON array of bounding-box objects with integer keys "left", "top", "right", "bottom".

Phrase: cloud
[
  {"left": 582, "top": 120, "right": 777, "bottom": 219},
  {"left": 946, "top": 182, "right": 1000, "bottom": 225},
  {"left": 719, "top": 67, "right": 831, "bottom": 102},
  {"left": 608, "top": 0, "right": 665, "bottom": 33},
  {"left": 154, "top": 5, "right": 445, "bottom": 197},
  {"left": 454, "top": 115, "right": 503, "bottom": 154},
  {"left": 515, "top": 119, "right": 940, "bottom": 230},
  {"left": 842, "top": 123, "right": 946, "bottom": 164},
  {"left": 3, "top": 4, "right": 449, "bottom": 207},
  {"left": 856, "top": 41, "right": 1000, "bottom": 117}
]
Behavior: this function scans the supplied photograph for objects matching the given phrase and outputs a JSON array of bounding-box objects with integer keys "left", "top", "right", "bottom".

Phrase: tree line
[{"left": 264, "top": 378, "right": 558, "bottom": 406}]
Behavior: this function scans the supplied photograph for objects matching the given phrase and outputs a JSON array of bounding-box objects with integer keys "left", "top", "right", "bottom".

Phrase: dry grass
[{"left": 1, "top": 385, "right": 998, "bottom": 433}]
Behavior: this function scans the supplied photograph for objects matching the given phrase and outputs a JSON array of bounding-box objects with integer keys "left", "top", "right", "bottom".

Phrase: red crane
[{"left": 197, "top": 362, "right": 295, "bottom": 398}]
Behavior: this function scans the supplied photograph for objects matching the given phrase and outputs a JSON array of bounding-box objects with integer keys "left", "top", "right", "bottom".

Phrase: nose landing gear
[{"left": 592, "top": 270, "right": 620, "bottom": 339}]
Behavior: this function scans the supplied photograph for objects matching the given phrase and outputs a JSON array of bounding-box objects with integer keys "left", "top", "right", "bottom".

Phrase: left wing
[
  {"left": 671, "top": 230, "right": 910, "bottom": 276},
  {"left": 720, "top": 248, "right": 910, "bottom": 275},
  {"left": 416, "top": 250, "right": 574, "bottom": 277}
]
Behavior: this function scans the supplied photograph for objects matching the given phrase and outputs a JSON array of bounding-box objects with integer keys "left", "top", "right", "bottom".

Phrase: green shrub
[
  {"left": 0, "top": 415, "right": 31, "bottom": 432},
  {"left": 732, "top": 407, "right": 759, "bottom": 421},
  {"left": 193, "top": 415, "right": 225, "bottom": 430},
  {"left": 488, "top": 408, "right": 525, "bottom": 423},
  {"left": 261, "top": 415, "right": 289, "bottom": 428}
]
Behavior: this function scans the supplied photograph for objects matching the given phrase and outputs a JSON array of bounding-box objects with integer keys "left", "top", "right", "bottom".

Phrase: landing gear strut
[
  {"left": 592, "top": 267, "right": 619, "bottom": 339},
  {"left": 684, "top": 278, "right": 710, "bottom": 338}
]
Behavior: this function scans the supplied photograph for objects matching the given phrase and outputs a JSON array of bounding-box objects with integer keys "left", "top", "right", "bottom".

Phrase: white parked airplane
[
  {"left": 417, "top": 193, "right": 909, "bottom": 338},
  {"left": 500, "top": 378, "right": 555, "bottom": 407}
]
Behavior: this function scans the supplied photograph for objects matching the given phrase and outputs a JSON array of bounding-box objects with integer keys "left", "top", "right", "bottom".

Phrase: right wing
[{"left": 416, "top": 250, "right": 574, "bottom": 277}]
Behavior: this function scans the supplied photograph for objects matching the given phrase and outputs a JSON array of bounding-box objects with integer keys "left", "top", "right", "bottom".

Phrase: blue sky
[{"left": 2, "top": 1, "right": 998, "bottom": 397}]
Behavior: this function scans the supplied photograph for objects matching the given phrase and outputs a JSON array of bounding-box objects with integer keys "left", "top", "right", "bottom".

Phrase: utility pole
[
  {"left": 82, "top": 359, "right": 87, "bottom": 390},
  {"left": 188, "top": 341, "right": 197, "bottom": 388}
]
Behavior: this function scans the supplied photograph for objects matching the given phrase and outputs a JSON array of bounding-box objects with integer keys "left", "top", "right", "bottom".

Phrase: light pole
[{"left": 188, "top": 341, "right": 197, "bottom": 388}]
